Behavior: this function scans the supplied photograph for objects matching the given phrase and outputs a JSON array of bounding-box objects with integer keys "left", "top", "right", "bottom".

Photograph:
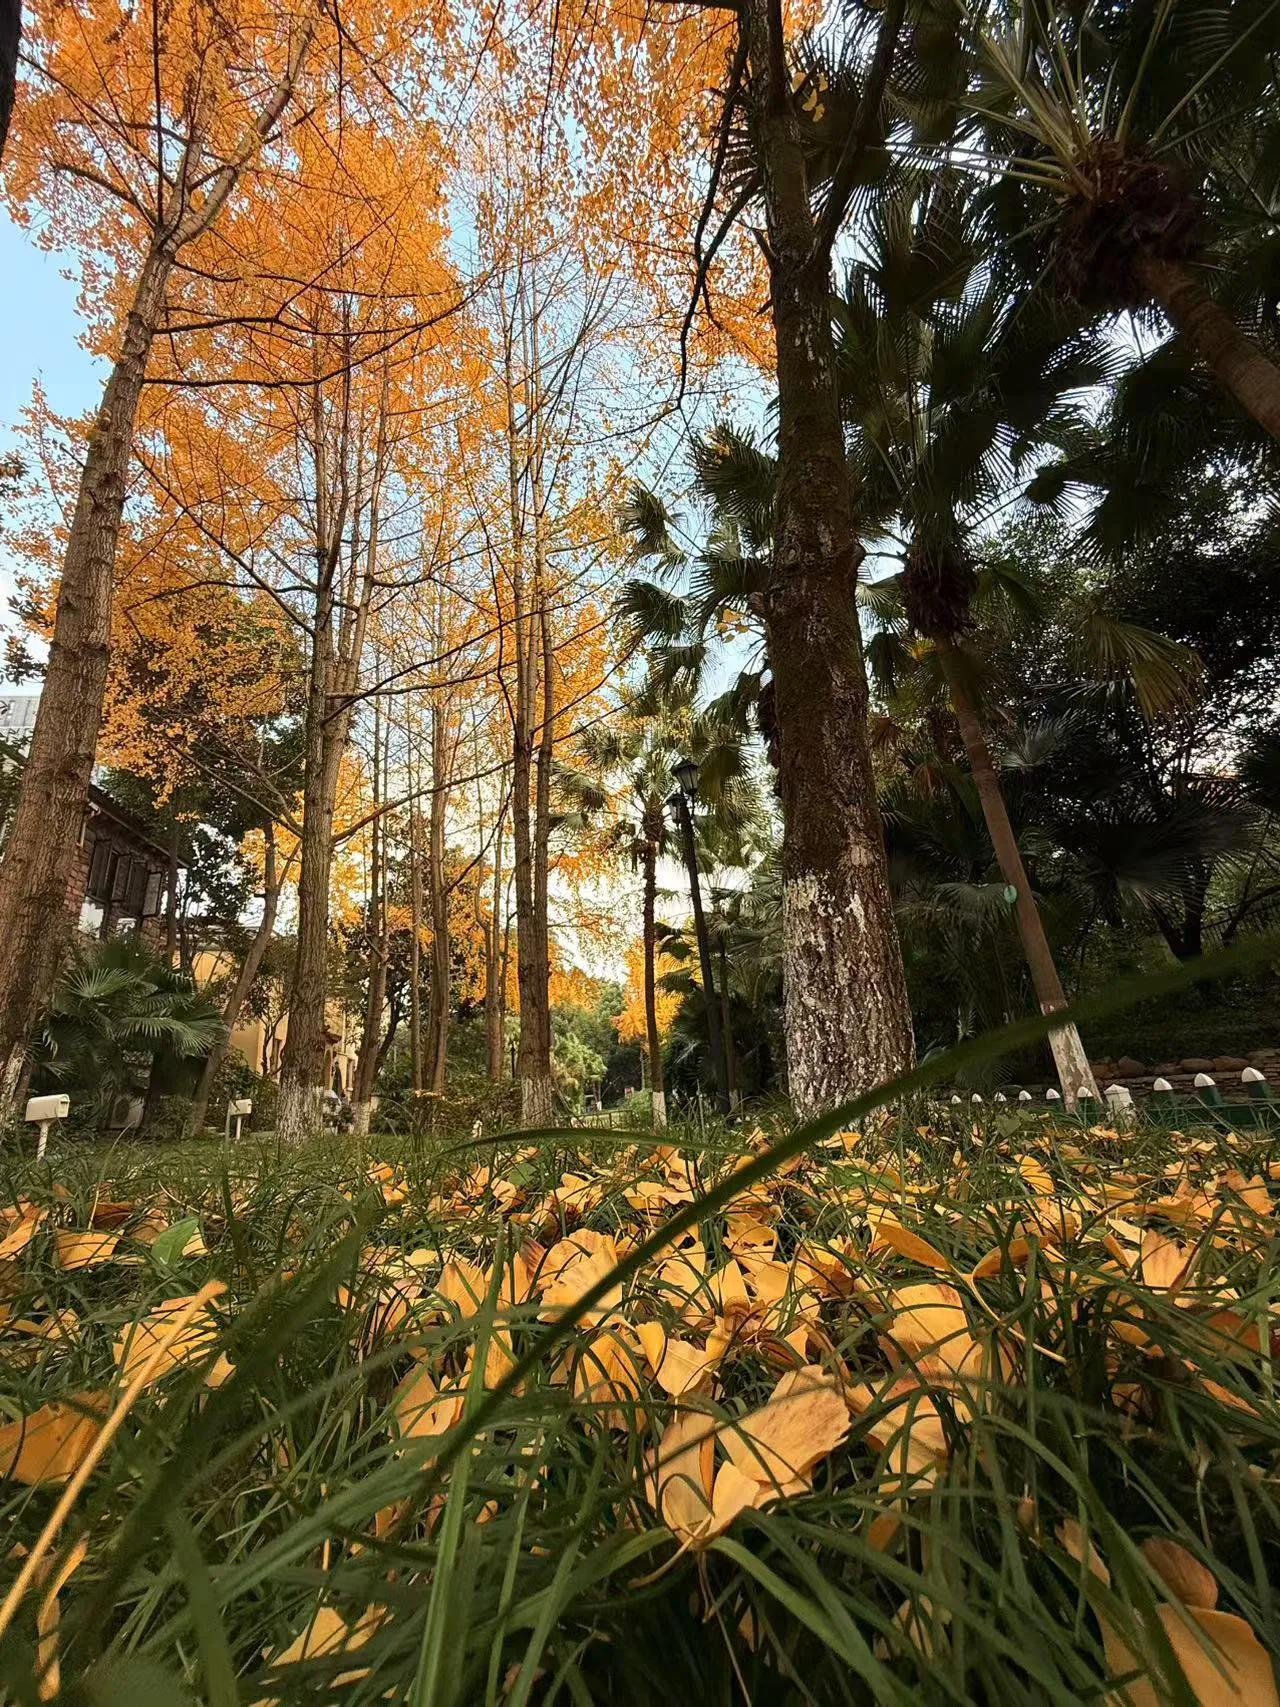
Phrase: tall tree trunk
[
  {"left": 641, "top": 836, "right": 666, "bottom": 1131},
  {"left": 165, "top": 818, "right": 180, "bottom": 964},
  {"left": 741, "top": 0, "right": 913, "bottom": 1116},
  {"left": 1139, "top": 254, "right": 1280, "bottom": 443},
  {"left": 425, "top": 700, "right": 451, "bottom": 1094},
  {"left": 941, "top": 648, "right": 1098, "bottom": 1102},
  {"left": 351, "top": 699, "right": 387, "bottom": 1138},
  {"left": 0, "top": 0, "right": 19, "bottom": 163},
  {"left": 277, "top": 356, "right": 383, "bottom": 1142},
  {"left": 484, "top": 802, "right": 507, "bottom": 1080},
  {"left": 188, "top": 827, "right": 282, "bottom": 1136},
  {"left": 409, "top": 800, "right": 424, "bottom": 1095},
  {"left": 277, "top": 648, "right": 343, "bottom": 1141},
  {"left": 719, "top": 939, "right": 739, "bottom": 1109},
  {"left": 502, "top": 283, "right": 554, "bottom": 1126},
  {"left": 0, "top": 245, "right": 173, "bottom": 1116},
  {"left": 675, "top": 794, "right": 731, "bottom": 1116}
]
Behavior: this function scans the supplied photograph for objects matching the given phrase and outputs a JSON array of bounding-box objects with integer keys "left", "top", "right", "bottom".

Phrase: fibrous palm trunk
[
  {"left": 641, "top": 835, "right": 666, "bottom": 1131},
  {"left": 1139, "top": 255, "right": 1280, "bottom": 442},
  {"left": 941, "top": 647, "right": 1098, "bottom": 1103}
]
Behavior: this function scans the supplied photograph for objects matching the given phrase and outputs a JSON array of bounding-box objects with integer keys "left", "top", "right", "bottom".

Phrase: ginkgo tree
[{"left": 0, "top": 0, "right": 336, "bottom": 1114}]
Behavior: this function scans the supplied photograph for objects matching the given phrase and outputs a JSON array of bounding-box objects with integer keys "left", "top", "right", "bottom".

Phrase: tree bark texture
[
  {"left": 1139, "top": 254, "right": 1280, "bottom": 444},
  {"left": 350, "top": 703, "right": 388, "bottom": 1138},
  {"left": 0, "top": 246, "right": 173, "bottom": 1113},
  {"left": 501, "top": 288, "right": 554, "bottom": 1127},
  {"left": 483, "top": 800, "right": 507, "bottom": 1080},
  {"left": 424, "top": 700, "right": 451, "bottom": 1094},
  {"left": 742, "top": 0, "right": 914, "bottom": 1117},
  {"left": 942, "top": 648, "right": 1098, "bottom": 1103}
]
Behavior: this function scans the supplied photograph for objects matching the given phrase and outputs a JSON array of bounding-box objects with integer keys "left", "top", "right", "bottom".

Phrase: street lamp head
[{"left": 673, "top": 755, "right": 699, "bottom": 799}]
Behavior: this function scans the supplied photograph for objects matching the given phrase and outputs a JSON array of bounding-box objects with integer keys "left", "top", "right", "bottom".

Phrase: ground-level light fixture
[
  {"left": 225, "top": 1097, "right": 252, "bottom": 1143},
  {"left": 26, "top": 1094, "right": 70, "bottom": 1160}
]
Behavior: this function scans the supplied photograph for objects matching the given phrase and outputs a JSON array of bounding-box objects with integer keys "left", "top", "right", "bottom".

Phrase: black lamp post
[{"left": 669, "top": 757, "right": 731, "bottom": 1117}]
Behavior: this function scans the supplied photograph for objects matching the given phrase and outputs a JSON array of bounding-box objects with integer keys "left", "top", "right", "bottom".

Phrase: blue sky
[
  {"left": 0, "top": 210, "right": 101, "bottom": 441},
  {"left": 0, "top": 209, "right": 101, "bottom": 663}
]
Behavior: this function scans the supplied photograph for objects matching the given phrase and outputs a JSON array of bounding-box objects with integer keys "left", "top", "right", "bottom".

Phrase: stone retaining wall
[{"left": 1004, "top": 1049, "right": 1280, "bottom": 1104}]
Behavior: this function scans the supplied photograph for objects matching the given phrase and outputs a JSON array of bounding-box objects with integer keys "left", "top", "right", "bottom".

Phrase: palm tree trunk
[
  {"left": 0, "top": 244, "right": 174, "bottom": 1119},
  {"left": 940, "top": 646, "right": 1098, "bottom": 1103},
  {"left": 641, "top": 839, "right": 666, "bottom": 1131},
  {"left": 1139, "top": 254, "right": 1280, "bottom": 442},
  {"left": 188, "top": 829, "right": 282, "bottom": 1136},
  {"left": 740, "top": 0, "right": 914, "bottom": 1116},
  {"left": 719, "top": 939, "right": 739, "bottom": 1109}
]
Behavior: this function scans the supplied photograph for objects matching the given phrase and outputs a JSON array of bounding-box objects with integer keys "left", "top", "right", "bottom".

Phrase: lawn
[{"left": 0, "top": 1110, "right": 1277, "bottom": 1704}]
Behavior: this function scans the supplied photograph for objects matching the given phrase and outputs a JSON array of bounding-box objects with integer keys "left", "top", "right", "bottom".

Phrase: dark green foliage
[{"left": 30, "top": 936, "right": 225, "bottom": 1130}]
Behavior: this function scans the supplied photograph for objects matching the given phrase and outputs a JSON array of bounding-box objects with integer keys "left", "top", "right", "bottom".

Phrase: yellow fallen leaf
[
  {"left": 634, "top": 1322, "right": 719, "bottom": 1396},
  {"left": 971, "top": 1237, "right": 1036, "bottom": 1281},
  {"left": 722, "top": 1364, "right": 848, "bottom": 1489},
  {"left": 869, "top": 1217, "right": 953, "bottom": 1273},
  {"left": 540, "top": 1231, "right": 623, "bottom": 1324},
  {"left": 880, "top": 1283, "right": 985, "bottom": 1382},
  {"left": 0, "top": 1203, "right": 47, "bottom": 1258},
  {"left": 1141, "top": 1538, "right": 1218, "bottom": 1610},
  {"left": 54, "top": 1230, "right": 120, "bottom": 1270},
  {"left": 0, "top": 1395, "right": 107, "bottom": 1485},
  {"left": 1104, "top": 1605, "right": 1277, "bottom": 1706},
  {"left": 849, "top": 1373, "right": 950, "bottom": 1495},
  {"left": 572, "top": 1329, "right": 645, "bottom": 1430},
  {"left": 391, "top": 1361, "right": 467, "bottom": 1444},
  {"left": 647, "top": 1407, "right": 715, "bottom": 1544},
  {"left": 113, "top": 1287, "right": 226, "bottom": 1389}
]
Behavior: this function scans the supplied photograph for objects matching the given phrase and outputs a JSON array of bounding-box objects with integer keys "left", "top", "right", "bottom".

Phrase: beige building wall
[{"left": 192, "top": 951, "right": 359, "bottom": 1094}]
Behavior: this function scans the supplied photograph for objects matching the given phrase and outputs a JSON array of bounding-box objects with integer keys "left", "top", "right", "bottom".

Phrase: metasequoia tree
[
  {"left": 115, "top": 97, "right": 467, "bottom": 1139},
  {"left": 0, "top": 0, "right": 336, "bottom": 1111},
  {"left": 466, "top": 114, "right": 632, "bottom": 1125}
]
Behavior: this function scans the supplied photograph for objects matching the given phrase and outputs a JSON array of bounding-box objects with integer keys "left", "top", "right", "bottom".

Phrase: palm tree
[
  {"left": 833, "top": 170, "right": 1209, "bottom": 1097},
  {"left": 32, "top": 936, "right": 225, "bottom": 1132},
  {"left": 564, "top": 691, "right": 760, "bottom": 1128},
  {"left": 970, "top": 0, "right": 1280, "bottom": 442}
]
